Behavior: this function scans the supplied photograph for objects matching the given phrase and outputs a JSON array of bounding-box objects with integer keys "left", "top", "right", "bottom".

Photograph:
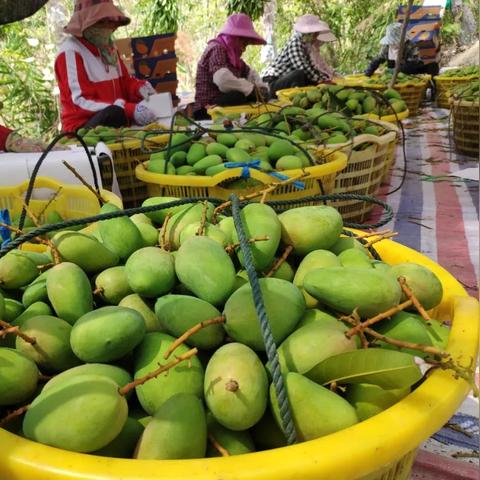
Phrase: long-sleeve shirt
[
  {"left": 0, "top": 125, "right": 13, "bottom": 151},
  {"left": 261, "top": 33, "right": 330, "bottom": 83},
  {"left": 55, "top": 36, "right": 147, "bottom": 131},
  {"left": 364, "top": 41, "right": 422, "bottom": 76}
]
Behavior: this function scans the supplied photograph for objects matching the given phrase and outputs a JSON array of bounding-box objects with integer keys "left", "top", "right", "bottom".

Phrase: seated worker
[
  {"left": 193, "top": 13, "right": 269, "bottom": 120},
  {"left": 262, "top": 15, "right": 337, "bottom": 96},
  {"left": 364, "top": 22, "right": 439, "bottom": 77},
  {"left": 55, "top": 0, "right": 157, "bottom": 132},
  {"left": 0, "top": 125, "right": 48, "bottom": 152}
]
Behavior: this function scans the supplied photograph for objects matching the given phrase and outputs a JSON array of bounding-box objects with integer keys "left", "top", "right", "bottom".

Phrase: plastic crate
[
  {"left": 136, "top": 149, "right": 347, "bottom": 209},
  {"left": 0, "top": 236, "right": 477, "bottom": 480},
  {"left": 275, "top": 86, "right": 319, "bottom": 103},
  {"left": 98, "top": 134, "right": 170, "bottom": 208},
  {"left": 450, "top": 98, "right": 480, "bottom": 157},
  {"left": 0, "top": 177, "right": 122, "bottom": 252},
  {"left": 435, "top": 74, "right": 478, "bottom": 109},
  {"left": 325, "top": 121, "right": 399, "bottom": 223},
  {"left": 207, "top": 102, "right": 283, "bottom": 121}
]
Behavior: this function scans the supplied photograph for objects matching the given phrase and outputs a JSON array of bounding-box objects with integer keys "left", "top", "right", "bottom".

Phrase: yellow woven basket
[
  {"left": 435, "top": 74, "right": 479, "bottom": 109},
  {"left": 0, "top": 236, "right": 477, "bottom": 480},
  {"left": 450, "top": 98, "right": 480, "bottom": 157},
  {"left": 207, "top": 103, "right": 283, "bottom": 122}
]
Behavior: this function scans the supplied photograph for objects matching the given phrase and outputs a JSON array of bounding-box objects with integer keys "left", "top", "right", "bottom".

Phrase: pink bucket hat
[
  {"left": 294, "top": 15, "right": 337, "bottom": 42},
  {"left": 64, "top": 0, "right": 130, "bottom": 36},
  {"left": 219, "top": 13, "right": 266, "bottom": 45}
]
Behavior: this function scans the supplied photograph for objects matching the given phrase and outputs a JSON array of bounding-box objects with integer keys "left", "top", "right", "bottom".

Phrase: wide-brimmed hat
[
  {"left": 380, "top": 22, "right": 411, "bottom": 45},
  {"left": 294, "top": 15, "right": 337, "bottom": 41},
  {"left": 219, "top": 13, "right": 266, "bottom": 45},
  {"left": 64, "top": 0, "right": 130, "bottom": 36}
]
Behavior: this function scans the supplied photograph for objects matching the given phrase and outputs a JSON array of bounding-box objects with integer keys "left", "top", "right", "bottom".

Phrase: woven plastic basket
[
  {"left": 435, "top": 74, "right": 479, "bottom": 109},
  {"left": 450, "top": 98, "right": 480, "bottom": 157},
  {"left": 135, "top": 149, "right": 347, "bottom": 210},
  {"left": 0, "top": 236, "right": 477, "bottom": 480},
  {"left": 207, "top": 103, "right": 283, "bottom": 121}
]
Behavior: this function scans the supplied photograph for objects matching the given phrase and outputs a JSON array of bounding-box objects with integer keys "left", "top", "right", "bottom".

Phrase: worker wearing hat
[
  {"left": 262, "top": 15, "right": 337, "bottom": 96},
  {"left": 193, "top": 13, "right": 268, "bottom": 119},
  {"left": 55, "top": 0, "right": 158, "bottom": 132},
  {"left": 364, "top": 22, "right": 439, "bottom": 77}
]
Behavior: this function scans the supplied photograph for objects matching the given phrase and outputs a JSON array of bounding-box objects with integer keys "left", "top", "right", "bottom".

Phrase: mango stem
[
  {"left": 37, "top": 186, "right": 63, "bottom": 219},
  {"left": 196, "top": 200, "right": 209, "bottom": 236},
  {"left": 0, "top": 222, "right": 50, "bottom": 246},
  {"left": 208, "top": 433, "right": 230, "bottom": 456},
  {"left": 225, "top": 379, "right": 239, "bottom": 392},
  {"left": 163, "top": 316, "right": 226, "bottom": 360},
  {"left": 0, "top": 404, "right": 30, "bottom": 428},
  {"left": 225, "top": 236, "right": 270, "bottom": 255},
  {"left": 264, "top": 245, "right": 294, "bottom": 278},
  {"left": 118, "top": 347, "right": 198, "bottom": 396},
  {"left": 398, "top": 277, "right": 431, "bottom": 323},
  {"left": 350, "top": 309, "right": 369, "bottom": 349},
  {"left": 62, "top": 160, "right": 105, "bottom": 204},
  {"left": 363, "top": 231, "right": 398, "bottom": 248},
  {"left": 92, "top": 286, "right": 104, "bottom": 296},
  {"left": 159, "top": 212, "right": 173, "bottom": 251},
  {"left": 0, "top": 320, "right": 36, "bottom": 344}
]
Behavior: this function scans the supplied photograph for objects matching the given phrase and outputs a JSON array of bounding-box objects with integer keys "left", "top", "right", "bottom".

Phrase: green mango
[
  {"left": 297, "top": 308, "right": 344, "bottom": 330},
  {"left": 141, "top": 196, "right": 186, "bottom": 225},
  {"left": 270, "top": 372, "right": 358, "bottom": 441},
  {"left": 346, "top": 383, "right": 409, "bottom": 421},
  {"left": 165, "top": 202, "right": 215, "bottom": 251},
  {"left": 94, "top": 417, "right": 144, "bottom": 458},
  {"left": 269, "top": 259, "right": 295, "bottom": 282},
  {"left": 239, "top": 133, "right": 266, "bottom": 147},
  {"left": 99, "top": 203, "right": 143, "bottom": 261},
  {"left": 23, "top": 375, "right": 128, "bottom": 453},
  {"left": 125, "top": 247, "right": 175, "bottom": 298},
  {"left": 294, "top": 249, "right": 341, "bottom": 307},
  {"left": 136, "top": 222, "right": 159, "bottom": 247},
  {"left": 231, "top": 203, "right": 282, "bottom": 271},
  {"left": 372, "top": 260, "right": 391, "bottom": 274},
  {"left": 155, "top": 294, "right": 224, "bottom": 349},
  {"left": 364, "top": 125, "right": 381, "bottom": 135},
  {"left": 235, "top": 138, "right": 256, "bottom": 152},
  {"left": 217, "top": 133, "right": 239, "bottom": 147},
  {"left": 205, "top": 164, "right": 227, "bottom": 176},
  {"left": 169, "top": 151, "right": 187, "bottom": 167},
  {"left": 329, "top": 236, "right": 368, "bottom": 255},
  {"left": 317, "top": 114, "right": 339, "bottom": 129},
  {"left": 176, "top": 165, "right": 196, "bottom": 175},
  {"left": 338, "top": 248, "right": 372, "bottom": 268},
  {"left": 186, "top": 143, "right": 206, "bottom": 165},
  {"left": 175, "top": 236, "right": 235, "bottom": 306},
  {"left": 226, "top": 147, "right": 251, "bottom": 163},
  {"left": 304, "top": 267, "right": 402, "bottom": 318},
  {"left": 15, "top": 251, "right": 51, "bottom": 266},
  {"left": 71, "top": 306, "right": 146, "bottom": 363},
  {"left": 206, "top": 142, "right": 229, "bottom": 157},
  {"left": 3, "top": 298, "right": 24, "bottom": 322},
  {"left": 205, "top": 343, "right": 268, "bottom": 430},
  {"left": 277, "top": 321, "right": 356, "bottom": 375},
  {"left": 147, "top": 159, "right": 176, "bottom": 174},
  {"left": 346, "top": 99, "right": 358, "bottom": 111},
  {"left": 52, "top": 231, "right": 119, "bottom": 273},
  {"left": 390, "top": 99, "right": 407, "bottom": 113},
  {"left": 206, "top": 412, "right": 255, "bottom": 456},
  {"left": 179, "top": 222, "right": 227, "bottom": 247},
  {"left": 250, "top": 407, "right": 287, "bottom": 450},
  {"left": 0, "top": 251, "right": 38, "bottom": 289},
  {"left": 16, "top": 315, "right": 80, "bottom": 372},
  {"left": 326, "top": 134, "right": 349, "bottom": 144},
  {"left": 134, "top": 332, "right": 204, "bottom": 415},
  {"left": 389, "top": 263, "right": 443, "bottom": 310},
  {"left": 279, "top": 206, "right": 343, "bottom": 256},
  {"left": 218, "top": 216, "right": 235, "bottom": 244},
  {"left": 193, "top": 154, "right": 223, "bottom": 174},
  {"left": 43, "top": 363, "right": 132, "bottom": 394},
  {"left": 119, "top": 294, "right": 164, "bottom": 332},
  {"left": 425, "top": 319, "right": 449, "bottom": 350},
  {"left": 224, "top": 278, "right": 305, "bottom": 351},
  {"left": 135, "top": 393, "right": 206, "bottom": 460},
  {"left": 94, "top": 266, "right": 133, "bottom": 305},
  {"left": 268, "top": 139, "right": 295, "bottom": 161},
  {"left": 275, "top": 155, "right": 303, "bottom": 171},
  {"left": 274, "top": 121, "right": 290, "bottom": 134},
  {"left": 12, "top": 301, "right": 52, "bottom": 326},
  {"left": 383, "top": 88, "right": 402, "bottom": 100},
  {"left": 168, "top": 133, "right": 192, "bottom": 153},
  {"left": 46, "top": 262, "right": 93, "bottom": 325},
  {"left": 22, "top": 277, "right": 49, "bottom": 307},
  {"left": 0, "top": 348, "right": 39, "bottom": 406}
]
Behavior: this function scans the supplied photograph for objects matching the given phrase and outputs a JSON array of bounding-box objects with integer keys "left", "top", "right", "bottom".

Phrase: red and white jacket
[{"left": 55, "top": 36, "right": 147, "bottom": 132}]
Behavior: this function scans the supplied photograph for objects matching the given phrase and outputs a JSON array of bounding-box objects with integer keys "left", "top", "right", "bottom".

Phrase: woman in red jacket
[{"left": 55, "top": 0, "right": 157, "bottom": 132}]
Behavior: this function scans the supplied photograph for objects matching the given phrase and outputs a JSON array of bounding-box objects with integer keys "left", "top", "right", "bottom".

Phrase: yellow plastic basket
[
  {"left": 323, "top": 121, "right": 399, "bottom": 222},
  {"left": 0, "top": 236, "right": 477, "bottom": 480},
  {"left": 435, "top": 74, "right": 479, "bottom": 109},
  {"left": 136, "top": 150, "right": 347, "bottom": 209},
  {"left": 276, "top": 86, "right": 319, "bottom": 103},
  {"left": 0, "top": 177, "right": 122, "bottom": 252},
  {"left": 99, "top": 134, "right": 170, "bottom": 209},
  {"left": 207, "top": 102, "right": 283, "bottom": 122},
  {"left": 450, "top": 98, "right": 480, "bottom": 157}
]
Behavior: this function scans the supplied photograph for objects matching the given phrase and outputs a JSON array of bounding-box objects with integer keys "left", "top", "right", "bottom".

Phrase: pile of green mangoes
[
  {"left": 437, "top": 66, "right": 480, "bottom": 78},
  {"left": 450, "top": 80, "right": 480, "bottom": 102},
  {"left": 286, "top": 85, "right": 407, "bottom": 117},
  {"left": 365, "top": 71, "right": 427, "bottom": 85},
  {"left": 0, "top": 198, "right": 448, "bottom": 459}
]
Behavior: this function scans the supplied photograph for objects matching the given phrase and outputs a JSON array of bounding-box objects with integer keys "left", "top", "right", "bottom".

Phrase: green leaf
[{"left": 305, "top": 349, "right": 423, "bottom": 390}]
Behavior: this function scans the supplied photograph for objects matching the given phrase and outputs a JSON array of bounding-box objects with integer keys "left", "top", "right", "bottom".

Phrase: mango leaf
[{"left": 305, "top": 349, "right": 423, "bottom": 390}]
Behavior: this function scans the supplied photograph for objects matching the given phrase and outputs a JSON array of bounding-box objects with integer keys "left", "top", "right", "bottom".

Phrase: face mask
[{"left": 83, "top": 26, "right": 114, "bottom": 46}]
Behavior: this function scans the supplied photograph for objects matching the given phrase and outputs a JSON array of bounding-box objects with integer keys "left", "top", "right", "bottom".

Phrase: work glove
[
  {"left": 138, "top": 82, "right": 156, "bottom": 101},
  {"left": 134, "top": 103, "right": 157, "bottom": 126}
]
